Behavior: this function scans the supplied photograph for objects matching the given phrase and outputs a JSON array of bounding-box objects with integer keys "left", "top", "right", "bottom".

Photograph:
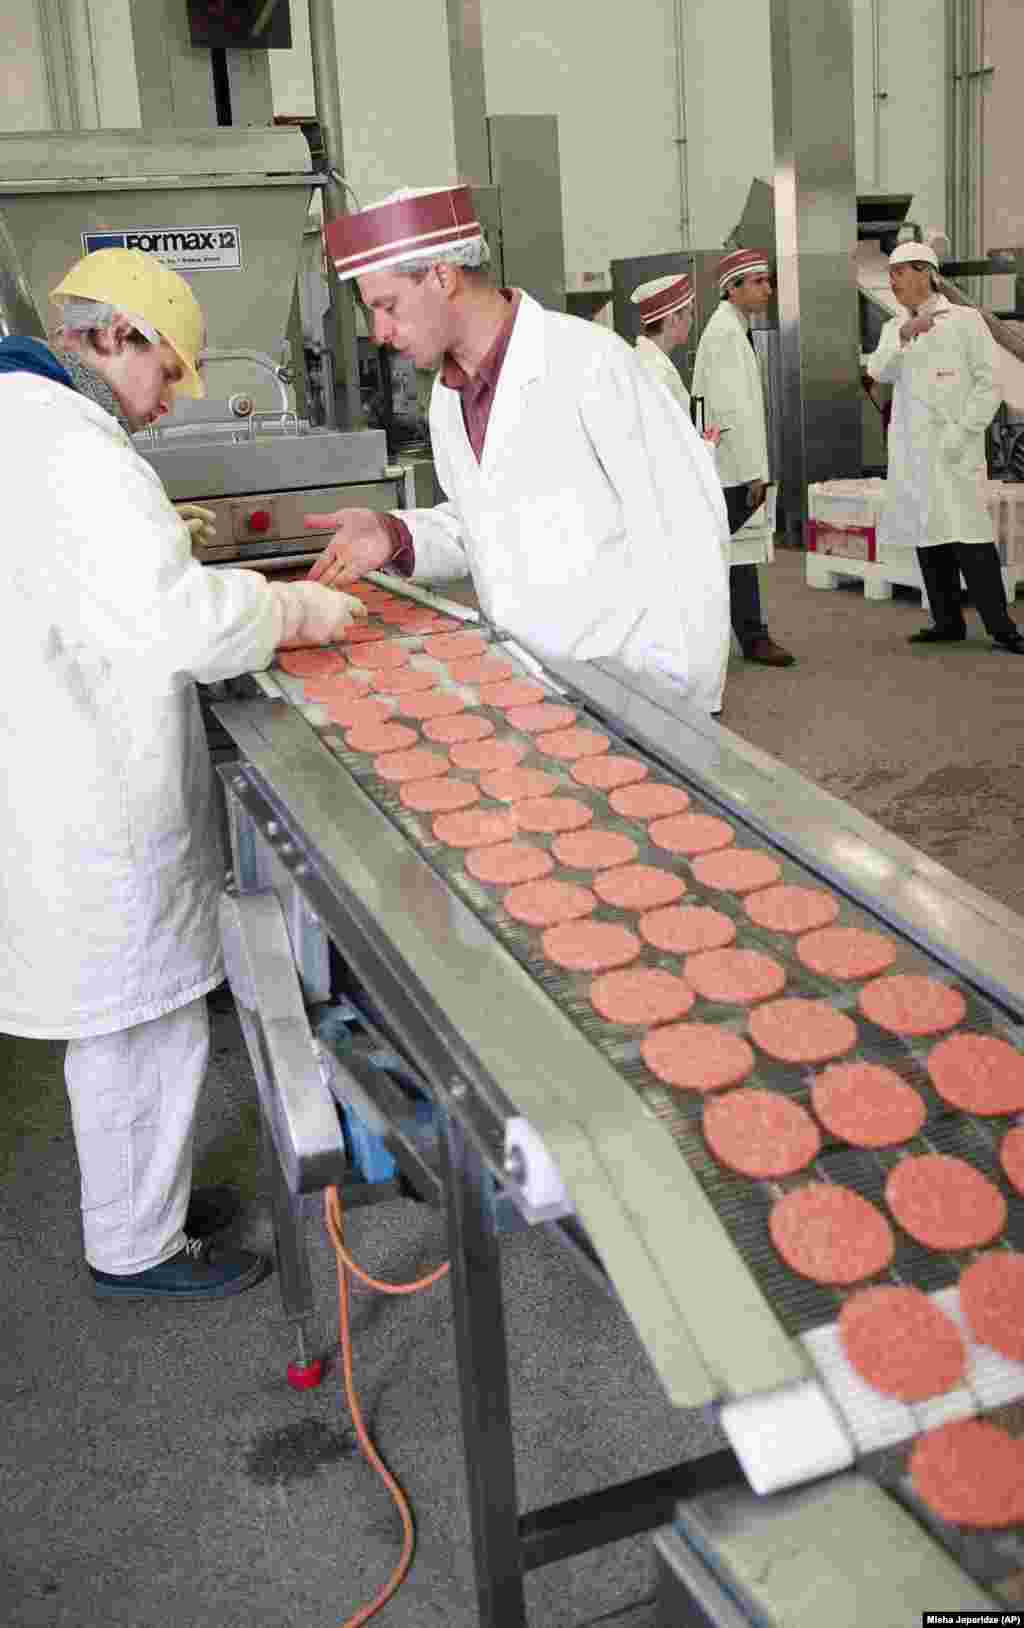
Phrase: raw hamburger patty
[
  {"left": 748, "top": 997, "right": 858, "bottom": 1064},
  {"left": 909, "top": 1418, "right": 1024, "bottom": 1529},
  {"left": 345, "top": 721, "right": 419, "bottom": 755},
  {"left": 690, "top": 849, "right": 782, "bottom": 894},
  {"left": 349, "top": 641, "right": 410, "bottom": 670},
  {"left": 514, "top": 797, "right": 594, "bottom": 834},
  {"left": 433, "top": 808, "right": 519, "bottom": 848},
  {"left": 959, "top": 1251, "right": 1024, "bottom": 1363},
  {"left": 503, "top": 878, "right": 597, "bottom": 928},
  {"left": 744, "top": 884, "right": 840, "bottom": 934},
  {"left": 685, "top": 948, "right": 786, "bottom": 1005},
  {"left": 303, "top": 673, "right": 370, "bottom": 703},
  {"left": 639, "top": 905, "right": 736, "bottom": 954},
  {"left": 589, "top": 967, "right": 695, "bottom": 1026},
  {"left": 396, "top": 688, "right": 467, "bottom": 720},
  {"left": 505, "top": 702, "right": 578, "bottom": 733},
  {"left": 609, "top": 783, "right": 691, "bottom": 819},
  {"left": 374, "top": 746, "right": 449, "bottom": 783},
  {"left": 885, "top": 1154, "right": 1007, "bottom": 1251},
  {"left": 703, "top": 1088, "right": 821, "bottom": 1179},
  {"left": 641, "top": 1022, "right": 755, "bottom": 1093},
  {"left": 445, "top": 656, "right": 515, "bottom": 683},
  {"left": 423, "top": 714, "right": 494, "bottom": 745},
  {"left": 838, "top": 1285, "right": 966, "bottom": 1401},
  {"left": 479, "top": 766, "right": 559, "bottom": 802},
  {"left": 278, "top": 648, "right": 346, "bottom": 677},
  {"left": 550, "top": 830, "right": 639, "bottom": 870},
  {"left": 769, "top": 1183, "right": 895, "bottom": 1284},
  {"left": 858, "top": 974, "right": 966, "bottom": 1037},
  {"left": 448, "top": 738, "right": 527, "bottom": 773},
  {"left": 379, "top": 606, "right": 452, "bottom": 633},
  {"left": 1001, "top": 1126, "right": 1024, "bottom": 1195},
  {"left": 338, "top": 623, "right": 388, "bottom": 644},
  {"left": 367, "top": 665, "right": 438, "bottom": 694},
  {"left": 927, "top": 1032, "right": 1024, "bottom": 1115},
  {"left": 399, "top": 777, "right": 481, "bottom": 814},
  {"left": 649, "top": 813, "right": 735, "bottom": 856},
  {"left": 477, "top": 679, "right": 546, "bottom": 707},
  {"left": 420, "top": 631, "right": 487, "bottom": 660},
  {"left": 810, "top": 1062, "right": 926, "bottom": 1147},
  {"left": 795, "top": 926, "right": 897, "bottom": 981},
  {"left": 540, "top": 920, "right": 641, "bottom": 973},
  {"left": 322, "top": 696, "right": 395, "bottom": 729},
  {"left": 465, "top": 842, "right": 555, "bottom": 886},
  {"left": 571, "top": 755, "right": 649, "bottom": 791},
  {"left": 593, "top": 864, "right": 686, "bottom": 911},
  {"left": 534, "top": 727, "right": 610, "bottom": 761}
]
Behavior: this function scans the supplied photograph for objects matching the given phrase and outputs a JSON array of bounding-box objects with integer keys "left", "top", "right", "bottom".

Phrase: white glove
[
  {"left": 271, "top": 580, "right": 367, "bottom": 647},
  {"left": 175, "top": 503, "right": 218, "bottom": 548}
]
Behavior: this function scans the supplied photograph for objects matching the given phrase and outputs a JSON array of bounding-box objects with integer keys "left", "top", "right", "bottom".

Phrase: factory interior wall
[
  {"left": 981, "top": 0, "right": 1024, "bottom": 251},
  {"left": 863, "top": 0, "right": 946, "bottom": 238},
  {"left": 268, "top": 0, "right": 457, "bottom": 211},
  {"left": 3, "top": 0, "right": 140, "bottom": 132}
]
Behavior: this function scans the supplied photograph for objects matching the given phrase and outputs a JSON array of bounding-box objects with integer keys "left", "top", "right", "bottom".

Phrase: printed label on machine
[{"left": 81, "top": 227, "right": 243, "bottom": 273}]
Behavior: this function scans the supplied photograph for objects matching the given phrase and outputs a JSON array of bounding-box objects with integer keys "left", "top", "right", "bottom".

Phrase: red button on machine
[{"left": 247, "top": 508, "right": 272, "bottom": 534}]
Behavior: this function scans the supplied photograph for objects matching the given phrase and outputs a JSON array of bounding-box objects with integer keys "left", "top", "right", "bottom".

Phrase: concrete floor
[{"left": 2, "top": 549, "right": 1022, "bottom": 1628}]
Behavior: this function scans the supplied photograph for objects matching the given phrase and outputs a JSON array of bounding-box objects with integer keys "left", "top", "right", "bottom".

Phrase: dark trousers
[
  {"left": 723, "top": 485, "right": 769, "bottom": 649},
  {"left": 916, "top": 541, "right": 1016, "bottom": 638}
]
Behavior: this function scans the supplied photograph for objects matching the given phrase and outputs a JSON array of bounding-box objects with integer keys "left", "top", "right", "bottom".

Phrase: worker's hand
[
  {"left": 703, "top": 426, "right": 722, "bottom": 448},
  {"left": 176, "top": 502, "right": 218, "bottom": 548},
  {"left": 302, "top": 506, "right": 393, "bottom": 587},
  {"left": 900, "top": 311, "right": 946, "bottom": 343},
  {"left": 271, "top": 580, "right": 368, "bottom": 648},
  {"left": 747, "top": 480, "right": 768, "bottom": 512}
]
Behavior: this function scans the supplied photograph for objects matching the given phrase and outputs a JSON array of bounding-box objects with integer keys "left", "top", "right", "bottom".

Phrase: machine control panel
[
  {"left": 231, "top": 497, "right": 280, "bottom": 543},
  {"left": 188, "top": 479, "right": 412, "bottom": 566}
]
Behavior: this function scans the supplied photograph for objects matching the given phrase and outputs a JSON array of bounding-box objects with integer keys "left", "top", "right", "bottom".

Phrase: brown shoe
[{"left": 744, "top": 636, "right": 795, "bottom": 667}]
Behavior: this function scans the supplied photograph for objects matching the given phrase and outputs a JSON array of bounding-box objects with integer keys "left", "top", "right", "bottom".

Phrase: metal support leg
[{"left": 439, "top": 1109, "right": 528, "bottom": 1628}]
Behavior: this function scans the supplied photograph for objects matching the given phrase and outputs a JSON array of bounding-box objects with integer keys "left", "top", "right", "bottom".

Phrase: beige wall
[
  {"left": 981, "top": 0, "right": 1024, "bottom": 249},
  {"left": 1, "top": 1, "right": 140, "bottom": 131}
]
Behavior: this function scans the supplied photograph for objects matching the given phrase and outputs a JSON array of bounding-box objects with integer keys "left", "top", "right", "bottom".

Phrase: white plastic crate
[
  {"left": 996, "top": 481, "right": 1024, "bottom": 565},
  {"left": 806, "top": 479, "right": 887, "bottom": 562}
]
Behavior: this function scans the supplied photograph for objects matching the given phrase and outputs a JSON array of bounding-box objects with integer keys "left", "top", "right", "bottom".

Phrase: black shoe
[
  {"left": 992, "top": 632, "right": 1024, "bottom": 654},
  {"left": 185, "top": 1184, "right": 241, "bottom": 1237},
  {"left": 89, "top": 1237, "right": 270, "bottom": 1300},
  {"left": 743, "top": 636, "right": 796, "bottom": 667},
  {"left": 908, "top": 625, "right": 966, "bottom": 643}
]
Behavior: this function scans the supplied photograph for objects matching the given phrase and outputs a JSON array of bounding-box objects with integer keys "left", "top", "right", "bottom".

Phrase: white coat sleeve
[
  {"left": 394, "top": 383, "right": 472, "bottom": 583},
  {"left": 866, "top": 317, "right": 905, "bottom": 384},
  {"left": 577, "top": 348, "right": 730, "bottom": 698},
  {"left": 33, "top": 423, "right": 282, "bottom": 686}
]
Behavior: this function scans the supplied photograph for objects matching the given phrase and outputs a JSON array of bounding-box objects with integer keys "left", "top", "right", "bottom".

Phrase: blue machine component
[{"left": 314, "top": 1001, "right": 435, "bottom": 1186}]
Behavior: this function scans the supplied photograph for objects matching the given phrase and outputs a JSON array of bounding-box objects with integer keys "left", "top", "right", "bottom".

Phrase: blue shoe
[{"left": 89, "top": 1237, "right": 269, "bottom": 1300}]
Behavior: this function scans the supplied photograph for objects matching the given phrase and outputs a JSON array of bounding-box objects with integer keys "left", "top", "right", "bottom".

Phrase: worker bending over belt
[
  {"left": 867, "top": 240, "right": 1023, "bottom": 654},
  {"left": 0, "top": 249, "right": 363, "bottom": 1301},
  {"left": 305, "top": 184, "right": 730, "bottom": 717}
]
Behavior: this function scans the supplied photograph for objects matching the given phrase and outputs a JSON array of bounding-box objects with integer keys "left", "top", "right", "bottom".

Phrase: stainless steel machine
[{"left": 208, "top": 576, "right": 1024, "bottom": 1626}]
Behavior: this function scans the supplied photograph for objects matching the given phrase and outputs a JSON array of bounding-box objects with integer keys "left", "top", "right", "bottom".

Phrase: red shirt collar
[{"left": 439, "top": 289, "right": 520, "bottom": 395}]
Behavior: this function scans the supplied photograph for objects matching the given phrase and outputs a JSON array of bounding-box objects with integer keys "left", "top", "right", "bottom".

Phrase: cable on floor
[{"left": 324, "top": 1184, "right": 450, "bottom": 1627}]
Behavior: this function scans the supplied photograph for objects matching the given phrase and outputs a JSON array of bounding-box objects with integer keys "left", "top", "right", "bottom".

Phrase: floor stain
[{"left": 244, "top": 1418, "right": 357, "bottom": 1487}]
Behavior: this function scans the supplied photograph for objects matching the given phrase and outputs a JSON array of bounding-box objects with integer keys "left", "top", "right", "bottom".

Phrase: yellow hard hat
[{"left": 51, "top": 247, "right": 206, "bottom": 398}]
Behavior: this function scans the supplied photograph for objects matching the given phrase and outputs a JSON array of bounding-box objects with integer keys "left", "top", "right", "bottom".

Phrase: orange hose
[{"left": 324, "top": 1185, "right": 449, "bottom": 1627}]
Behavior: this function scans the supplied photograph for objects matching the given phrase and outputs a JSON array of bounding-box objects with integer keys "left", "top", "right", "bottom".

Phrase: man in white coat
[
  {"left": 867, "top": 241, "right": 1022, "bottom": 652},
  {"left": 630, "top": 273, "right": 722, "bottom": 453},
  {"left": 304, "top": 185, "right": 730, "bottom": 716},
  {"left": 692, "top": 249, "right": 794, "bottom": 667},
  {"left": 0, "top": 249, "right": 364, "bottom": 1299}
]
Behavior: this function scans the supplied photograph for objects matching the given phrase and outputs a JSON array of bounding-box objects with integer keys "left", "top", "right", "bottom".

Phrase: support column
[
  {"left": 446, "top": 0, "right": 489, "bottom": 184},
  {"left": 771, "top": 0, "right": 862, "bottom": 543},
  {"left": 308, "top": 0, "right": 362, "bottom": 430}
]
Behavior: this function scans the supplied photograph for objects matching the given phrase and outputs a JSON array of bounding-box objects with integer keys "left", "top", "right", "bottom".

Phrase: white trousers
[{"left": 64, "top": 997, "right": 209, "bottom": 1274}]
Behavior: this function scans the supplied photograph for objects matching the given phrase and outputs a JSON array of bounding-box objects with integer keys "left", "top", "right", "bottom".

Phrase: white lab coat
[
  {"left": 691, "top": 299, "right": 769, "bottom": 489},
  {"left": 0, "top": 374, "right": 281, "bottom": 1038},
  {"left": 867, "top": 294, "right": 1000, "bottom": 548},
  {"left": 400, "top": 291, "right": 730, "bottom": 713},
  {"left": 635, "top": 333, "right": 691, "bottom": 415}
]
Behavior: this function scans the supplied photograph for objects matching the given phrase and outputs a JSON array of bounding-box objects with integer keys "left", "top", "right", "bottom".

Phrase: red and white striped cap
[
  {"left": 717, "top": 248, "right": 771, "bottom": 292},
  {"left": 323, "top": 185, "right": 483, "bottom": 282},
  {"left": 629, "top": 273, "right": 694, "bottom": 326}
]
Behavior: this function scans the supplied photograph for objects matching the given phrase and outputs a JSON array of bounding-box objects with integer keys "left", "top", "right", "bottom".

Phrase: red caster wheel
[{"left": 287, "top": 1358, "right": 324, "bottom": 1390}]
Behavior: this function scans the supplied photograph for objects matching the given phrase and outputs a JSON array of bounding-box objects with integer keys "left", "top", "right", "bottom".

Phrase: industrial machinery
[{"left": 209, "top": 574, "right": 1024, "bottom": 1626}]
